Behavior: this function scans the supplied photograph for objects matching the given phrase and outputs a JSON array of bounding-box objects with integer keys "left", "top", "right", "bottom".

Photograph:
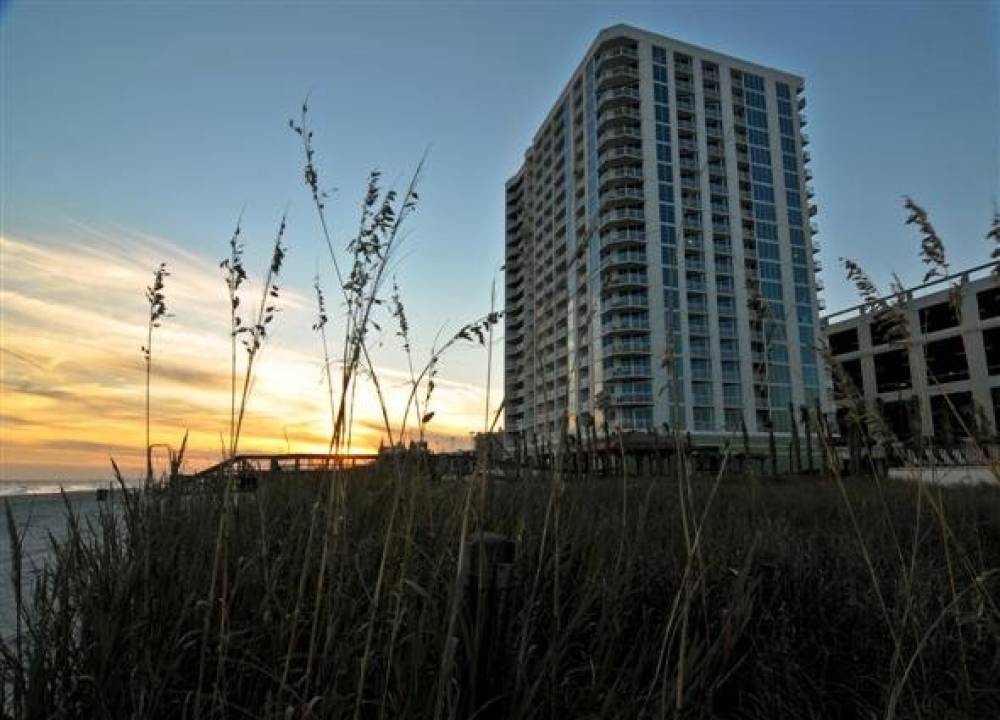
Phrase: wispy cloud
[{"left": 1, "top": 226, "right": 495, "bottom": 481}]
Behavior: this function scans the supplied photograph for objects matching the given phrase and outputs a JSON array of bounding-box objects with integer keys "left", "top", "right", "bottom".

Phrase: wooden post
[
  {"left": 802, "top": 405, "right": 814, "bottom": 474},
  {"left": 458, "top": 532, "right": 516, "bottom": 719},
  {"left": 788, "top": 402, "right": 800, "bottom": 475}
]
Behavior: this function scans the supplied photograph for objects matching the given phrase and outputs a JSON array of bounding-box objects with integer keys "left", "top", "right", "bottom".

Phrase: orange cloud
[{"left": 0, "top": 228, "right": 500, "bottom": 483}]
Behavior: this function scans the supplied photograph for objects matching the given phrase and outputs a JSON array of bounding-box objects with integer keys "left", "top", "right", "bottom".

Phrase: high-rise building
[{"left": 504, "top": 24, "right": 829, "bottom": 445}]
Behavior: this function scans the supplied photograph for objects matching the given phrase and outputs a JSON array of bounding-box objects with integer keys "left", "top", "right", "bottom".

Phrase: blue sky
[{"left": 1, "top": 0, "right": 998, "bottom": 475}]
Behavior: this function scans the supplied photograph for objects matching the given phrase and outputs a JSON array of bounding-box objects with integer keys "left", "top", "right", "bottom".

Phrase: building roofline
[
  {"left": 823, "top": 260, "right": 1000, "bottom": 327},
  {"left": 506, "top": 23, "right": 806, "bottom": 184}
]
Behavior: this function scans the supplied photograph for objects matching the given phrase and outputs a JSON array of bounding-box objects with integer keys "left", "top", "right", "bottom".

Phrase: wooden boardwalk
[{"left": 193, "top": 452, "right": 379, "bottom": 480}]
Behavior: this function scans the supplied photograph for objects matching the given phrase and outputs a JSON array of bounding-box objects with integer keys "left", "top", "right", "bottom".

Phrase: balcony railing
[
  {"left": 604, "top": 337, "right": 652, "bottom": 355},
  {"left": 608, "top": 392, "right": 653, "bottom": 405},
  {"left": 604, "top": 295, "right": 648, "bottom": 310},
  {"left": 603, "top": 271, "right": 648, "bottom": 288},
  {"left": 600, "top": 207, "right": 644, "bottom": 227},
  {"left": 596, "top": 66, "right": 639, "bottom": 88},
  {"left": 599, "top": 145, "right": 643, "bottom": 167},
  {"left": 600, "top": 230, "right": 646, "bottom": 248},
  {"left": 599, "top": 165, "right": 644, "bottom": 186},
  {"left": 604, "top": 365, "right": 651, "bottom": 380},
  {"left": 600, "top": 250, "right": 647, "bottom": 269},
  {"left": 597, "top": 86, "right": 640, "bottom": 107},
  {"left": 600, "top": 186, "right": 644, "bottom": 204},
  {"left": 597, "top": 105, "right": 641, "bottom": 128},
  {"left": 596, "top": 45, "right": 638, "bottom": 65},
  {"left": 598, "top": 124, "right": 642, "bottom": 148}
]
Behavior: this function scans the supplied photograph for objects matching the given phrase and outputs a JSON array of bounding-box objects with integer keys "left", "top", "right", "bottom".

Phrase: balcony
[
  {"left": 608, "top": 391, "right": 653, "bottom": 405},
  {"left": 680, "top": 195, "right": 702, "bottom": 212},
  {"left": 596, "top": 65, "right": 639, "bottom": 89},
  {"left": 600, "top": 229, "right": 646, "bottom": 249},
  {"left": 597, "top": 85, "right": 640, "bottom": 110},
  {"left": 604, "top": 364, "right": 652, "bottom": 380},
  {"left": 600, "top": 249, "right": 646, "bottom": 270},
  {"left": 801, "top": 131, "right": 810, "bottom": 146},
  {"left": 799, "top": 113, "right": 808, "bottom": 127},
  {"left": 603, "top": 271, "right": 648, "bottom": 290},
  {"left": 598, "top": 144, "right": 643, "bottom": 170},
  {"left": 599, "top": 165, "right": 644, "bottom": 189},
  {"left": 597, "top": 104, "right": 641, "bottom": 130},
  {"left": 600, "top": 207, "right": 644, "bottom": 229},
  {"left": 600, "top": 185, "right": 644, "bottom": 208},
  {"left": 604, "top": 294, "right": 648, "bottom": 310},
  {"left": 595, "top": 45, "right": 638, "bottom": 69},
  {"left": 597, "top": 124, "right": 642, "bottom": 149},
  {"left": 604, "top": 336, "right": 651, "bottom": 356}
]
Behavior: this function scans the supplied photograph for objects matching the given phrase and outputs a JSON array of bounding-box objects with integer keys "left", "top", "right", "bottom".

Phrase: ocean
[{"left": 0, "top": 489, "right": 119, "bottom": 641}]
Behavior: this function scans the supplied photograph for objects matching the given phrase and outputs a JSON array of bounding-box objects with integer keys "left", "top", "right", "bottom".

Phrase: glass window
[
  {"left": 751, "top": 166, "right": 773, "bottom": 184},
  {"left": 693, "top": 406, "right": 715, "bottom": 430}
]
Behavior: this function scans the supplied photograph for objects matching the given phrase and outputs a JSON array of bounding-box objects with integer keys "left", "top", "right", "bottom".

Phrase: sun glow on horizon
[{"left": 0, "top": 229, "right": 498, "bottom": 482}]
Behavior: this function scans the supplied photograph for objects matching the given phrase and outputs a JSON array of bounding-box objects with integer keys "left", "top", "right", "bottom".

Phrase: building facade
[
  {"left": 824, "top": 263, "right": 1000, "bottom": 443},
  {"left": 504, "top": 25, "right": 827, "bottom": 445}
]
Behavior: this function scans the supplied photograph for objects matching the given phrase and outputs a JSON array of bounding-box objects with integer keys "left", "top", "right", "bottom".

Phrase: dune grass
[{"left": 2, "top": 468, "right": 999, "bottom": 719}]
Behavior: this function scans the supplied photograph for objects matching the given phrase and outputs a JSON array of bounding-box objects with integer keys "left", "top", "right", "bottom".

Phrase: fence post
[{"left": 458, "top": 531, "right": 516, "bottom": 719}]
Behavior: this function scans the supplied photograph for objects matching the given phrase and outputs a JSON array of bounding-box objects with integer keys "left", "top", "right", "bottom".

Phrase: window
[
  {"left": 919, "top": 301, "right": 959, "bottom": 334},
  {"left": 829, "top": 328, "right": 859, "bottom": 355},
  {"left": 870, "top": 311, "right": 905, "bottom": 346},
  {"left": 748, "top": 128, "right": 769, "bottom": 146},
  {"left": 751, "top": 166, "right": 774, "bottom": 185},
  {"left": 924, "top": 335, "right": 969, "bottom": 384},
  {"left": 691, "top": 358, "right": 711, "bottom": 379},
  {"left": 874, "top": 348, "right": 911, "bottom": 393},
  {"left": 750, "top": 147, "right": 771, "bottom": 165},
  {"left": 983, "top": 327, "right": 1000, "bottom": 375},
  {"left": 978, "top": 287, "right": 1000, "bottom": 320},
  {"left": 694, "top": 406, "right": 715, "bottom": 430},
  {"left": 930, "top": 392, "right": 974, "bottom": 442},
  {"left": 881, "top": 398, "right": 917, "bottom": 442},
  {"left": 834, "top": 358, "right": 864, "bottom": 399},
  {"left": 724, "top": 408, "right": 744, "bottom": 431},
  {"left": 692, "top": 381, "right": 713, "bottom": 406}
]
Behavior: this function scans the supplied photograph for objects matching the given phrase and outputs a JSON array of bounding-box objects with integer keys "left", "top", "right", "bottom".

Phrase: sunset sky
[{"left": 2, "top": 1, "right": 998, "bottom": 483}]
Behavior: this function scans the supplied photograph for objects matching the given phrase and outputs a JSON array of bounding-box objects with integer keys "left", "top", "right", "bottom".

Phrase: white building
[
  {"left": 504, "top": 25, "right": 828, "bottom": 446},
  {"left": 823, "top": 262, "right": 1000, "bottom": 443}
]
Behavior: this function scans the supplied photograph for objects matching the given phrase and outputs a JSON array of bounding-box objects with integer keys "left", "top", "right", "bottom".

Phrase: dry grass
[{"left": 2, "top": 470, "right": 999, "bottom": 718}]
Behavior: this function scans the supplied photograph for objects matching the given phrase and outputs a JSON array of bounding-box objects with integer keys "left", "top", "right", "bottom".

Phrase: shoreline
[{"left": 0, "top": 483, "right": 134, "bottom": 501}]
